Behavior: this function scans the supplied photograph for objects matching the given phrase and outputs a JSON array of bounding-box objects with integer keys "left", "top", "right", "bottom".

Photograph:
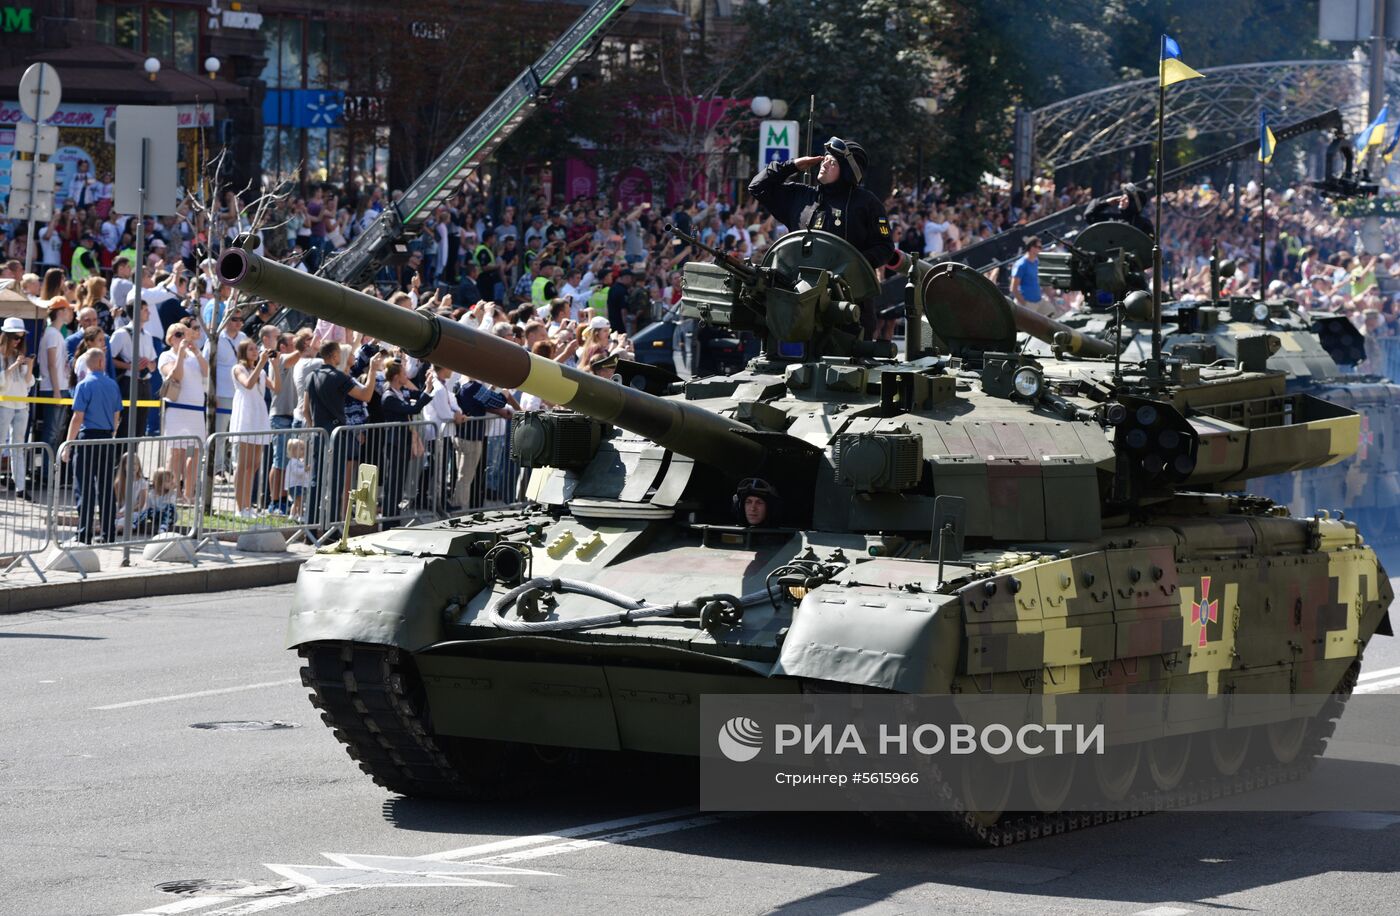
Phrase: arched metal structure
[{"left": 1031, "top": 60, "right": 1369, "bottom": 171}]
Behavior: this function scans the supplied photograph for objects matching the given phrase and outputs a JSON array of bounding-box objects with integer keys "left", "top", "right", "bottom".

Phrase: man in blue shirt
[
  {"left": 61, "top": 349, "right": 122, "bottom": 544},
  {"left": 1010, "top": 236, "right": 1049, "bottom": 316},
  {"left": 453, "top": 377, "right": 510, "bottom": 509}
]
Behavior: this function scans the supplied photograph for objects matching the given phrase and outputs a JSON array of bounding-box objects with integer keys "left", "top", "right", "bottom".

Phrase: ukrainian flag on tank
[
  {"left": 1258, "top": 110, "right": 1276, "bottom": 163},
  {"left": 1357, "top": 104, "right": 1389, "bottom": 149},
  {"left": 1160, "top": 34, "right": 1203, "bottom": 87}
]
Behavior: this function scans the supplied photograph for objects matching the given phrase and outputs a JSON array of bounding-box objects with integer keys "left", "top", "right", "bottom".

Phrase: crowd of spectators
[{"left": 0, "top": 157, "right": 1396, "bottom": 541}]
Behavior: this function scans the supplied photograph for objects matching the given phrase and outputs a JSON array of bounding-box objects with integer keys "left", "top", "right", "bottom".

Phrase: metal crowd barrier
[
  {"left": 0, "top": 416, "right": 530, "bottom": 575},
  {"left": 425, "top": 416, "right": 523, "bottom": 516},
  {"left": 322, "top": 419, "right": 438, "bottom": 541},
  {"left": 200, "top": 427, "right": 333, "bottom": 547},
  {"left": 49, "top": 434, "right": 205, "bottom": 562},
  {"left": 0, "top": 441, "right": 56, "bottom": 580}
]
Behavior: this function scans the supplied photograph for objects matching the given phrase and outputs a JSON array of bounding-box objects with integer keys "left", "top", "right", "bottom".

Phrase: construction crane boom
[{"left": 319, "top": 0, "right": 637, "bottom": 287}]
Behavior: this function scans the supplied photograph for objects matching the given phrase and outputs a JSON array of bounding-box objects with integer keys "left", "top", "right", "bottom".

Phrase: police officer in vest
[
  {"left": 474, "top": 230, "right": 501, "bottom": 303},
  {"left": 749, "top": 137, "right": 904, "bottom": 336}
]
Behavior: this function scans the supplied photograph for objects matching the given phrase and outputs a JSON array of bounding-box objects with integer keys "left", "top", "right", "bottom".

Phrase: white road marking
[
  {"left": 1357, "top": 664, "right": 1400, "bottom": 683},
  {"left": 94, "top": 679, "right": 300, "bottom": 710},
  {"left": 1132, "top": 907, "right": 1192, "bottom": 916},
  {"left": 169, "top": 887, "right": 342, "bottom": 916},
  {"left": 470, "top": 814, "right": 732, "bottom": 865},
  {"left": 421, "top": 806, "right": 696, "bottom": 861},
  {"left": 118, "top": 900, "right": 233, "bottom": 915},
  {"left": 1354, "top": 675, "right": 1400, "bottom": 694},
  {"left": 139, "top": 808, "right": 735, "bottom": 916}
]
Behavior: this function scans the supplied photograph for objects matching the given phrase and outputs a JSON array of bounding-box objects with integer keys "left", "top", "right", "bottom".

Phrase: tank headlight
[
  {"left": 1012, "top": 366, "right": 1043, "bottom": 399},
  {"left": 1253, "top": 302, "right": 1270, "bottom": 322}
]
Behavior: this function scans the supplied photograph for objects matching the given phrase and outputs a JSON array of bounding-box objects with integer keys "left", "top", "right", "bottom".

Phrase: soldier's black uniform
[
  {"left": 748, "top": 159, "right": 898, "bottom": 271},
  {"left": 1085, "top": 185, "right": 1154, "bottom": 238}
]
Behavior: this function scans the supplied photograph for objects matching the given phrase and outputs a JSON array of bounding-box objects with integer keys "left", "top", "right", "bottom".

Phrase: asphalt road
[{"left": 6, "top": 567, "right": 1400, "bottom": 916}]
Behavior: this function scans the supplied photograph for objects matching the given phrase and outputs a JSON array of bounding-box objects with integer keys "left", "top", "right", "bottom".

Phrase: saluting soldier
[{"left": 748, "top": 136, "right": 904, "bottom": 338}]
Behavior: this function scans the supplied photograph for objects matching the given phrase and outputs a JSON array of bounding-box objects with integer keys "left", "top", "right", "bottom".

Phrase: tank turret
[{"left": 1035, "top": 228, "right": 1400, "bottom": 531}]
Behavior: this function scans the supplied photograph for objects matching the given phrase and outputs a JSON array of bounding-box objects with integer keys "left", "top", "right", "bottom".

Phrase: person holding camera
[
  {"left": 158, "top": 322, "right": 208, "bottom": 500},
  {"left": 110, "top": 300, "right": 159, "bottom": 437},
  {"left": 230, "top": 339, "right": 279, "bottom": 518}
]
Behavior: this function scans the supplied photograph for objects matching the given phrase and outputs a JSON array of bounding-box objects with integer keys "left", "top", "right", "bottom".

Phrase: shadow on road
[{"left": 375, "top": 752, "right": 1400, "bottom": 914}]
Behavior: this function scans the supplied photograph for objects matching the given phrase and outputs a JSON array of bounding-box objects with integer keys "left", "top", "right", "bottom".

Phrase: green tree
[
  {"left": 732, "top": 0, "right": 938, "bottom": 195},
  {"left": 926, "top": 0, "right": 1119, "bottom": 192}
]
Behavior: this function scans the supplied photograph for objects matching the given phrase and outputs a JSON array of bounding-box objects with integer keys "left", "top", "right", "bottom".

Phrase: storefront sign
[
  {"left": 0, "top": 100, "right": 212, "bottom": 129},
  {"left": 0, "top": 103, "right": 209, "bottom": 195},
  {"left": 206, "top": 1, "right": 262, "bottom": 31},
  {"left": 263, "top": 90, "right": 344, "bottom": 129}
]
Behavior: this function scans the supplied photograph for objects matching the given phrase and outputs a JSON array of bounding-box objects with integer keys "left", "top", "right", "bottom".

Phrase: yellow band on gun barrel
[{"left": 523, "top": 355, "right": 580, "bottom": 406}]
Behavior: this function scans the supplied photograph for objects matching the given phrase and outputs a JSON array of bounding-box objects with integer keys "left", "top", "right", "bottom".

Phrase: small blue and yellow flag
[
  {"left": 1384, "top": 124, "right": 1400, "bottom": 163},
  {"left": 1160, "top": 34, "right": 1204, "bottom": 87},
  {"left": 1357, "top": 105, "right": 1389, "bottom": 149},
  {"left": 1258, "top": 110, "right": 1276, "bottom": 164}
]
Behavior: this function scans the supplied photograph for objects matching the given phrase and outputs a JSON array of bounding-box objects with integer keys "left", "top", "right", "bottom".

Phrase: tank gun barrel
[
  {"left": 218, "top": 247, "right": 765, "bottom": 470},
  {"left": 1013, "top": 306, "right": 1118, "bottom": 358},
  {"left": 911, "top": 254, "right": 1116, "bottom": 358}
]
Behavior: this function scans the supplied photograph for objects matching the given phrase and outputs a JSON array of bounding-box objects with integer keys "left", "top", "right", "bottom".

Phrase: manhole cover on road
[
  {"left": 158, "top": 878, "right": 301, "bottom": 898},
  {"left": 189, "top": 720, "right": 300, "bottom": 731}
]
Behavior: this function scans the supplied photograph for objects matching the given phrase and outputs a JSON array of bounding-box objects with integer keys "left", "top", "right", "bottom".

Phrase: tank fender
[
  {"left": 773, "top": 584, "right": 961, "bottom": 692},
  {"left": 287, "top": 552, "right": 484, "bottom": 651}
]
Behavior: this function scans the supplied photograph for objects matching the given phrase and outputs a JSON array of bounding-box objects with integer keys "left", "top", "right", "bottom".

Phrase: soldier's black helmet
[
  {"left": 824, "top": 136, "right": 866, "bottom": 186},
  {"left": 733, "top": 477, "right": 781, "bottom": 525},
  {"left": 1120, "top": 182, "right": 1145, "bottom": 213}
]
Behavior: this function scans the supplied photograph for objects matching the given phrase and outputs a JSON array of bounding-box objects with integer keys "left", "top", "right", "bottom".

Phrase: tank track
[
  {"left": 303, "top": 641, "right": 1359, "bottom": 843},
  {"left": 861, "top": 663, "right": 1360, "bottom": 847},
  {"left": 299, "top": 641, "right": 511, "bottom": 800}
]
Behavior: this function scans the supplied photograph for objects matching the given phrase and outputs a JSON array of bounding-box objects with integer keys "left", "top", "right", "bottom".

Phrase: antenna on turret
[{"left": 804, "top": 94, "right": 816, "bottom": 186}]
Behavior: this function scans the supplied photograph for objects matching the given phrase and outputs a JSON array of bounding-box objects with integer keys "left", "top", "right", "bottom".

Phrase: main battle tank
[
  {"left": 219, "top": 232, "right": 1391, "bottom": 845},
  {"left": 1039, "top": 225, "right": 1400, "bottom": 536}
]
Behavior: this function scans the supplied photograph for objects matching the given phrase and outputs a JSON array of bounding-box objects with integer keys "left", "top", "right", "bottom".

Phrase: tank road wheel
[
  {"left": 1024, "top": 755, "right": 1077, "bottom": 813},
  {"left": 959, "top": 759, "right": 1015, "bottom": 825},
  {"left": 1207, "top": 727, "right": 1253, "bottom": 777},
  {"left": 1262, "top": 717, "right": 1309, "bottom": 765},
  {"left": 1146, "top": 734, "right": 1193, "bottom": 791},
  {"left": 1092, "top": 742, "right": 1142, "bottom": 802}
]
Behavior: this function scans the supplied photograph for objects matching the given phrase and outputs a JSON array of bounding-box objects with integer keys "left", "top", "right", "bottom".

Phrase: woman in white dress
[
  {"left": 0, "top": 318, "right": 34, "bottom": 499},
  {"left": 230, "top": 338, "right": 277, "bottom": 517},
  {"left": 157, "top": 323, "right": 209, "bottom": 500}
]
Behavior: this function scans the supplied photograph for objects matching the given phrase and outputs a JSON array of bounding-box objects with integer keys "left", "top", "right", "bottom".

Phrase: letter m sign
[
  {"left": 3, "top": 8, "right": 33, "bottom": 32},
  {"left": 760, "top": 120, "right": 799, "bottom": 165}
]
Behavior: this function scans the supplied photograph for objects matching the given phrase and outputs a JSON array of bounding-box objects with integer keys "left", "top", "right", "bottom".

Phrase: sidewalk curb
[{"left": 0, "top": 555, "right": 308, "bottom": 615}]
